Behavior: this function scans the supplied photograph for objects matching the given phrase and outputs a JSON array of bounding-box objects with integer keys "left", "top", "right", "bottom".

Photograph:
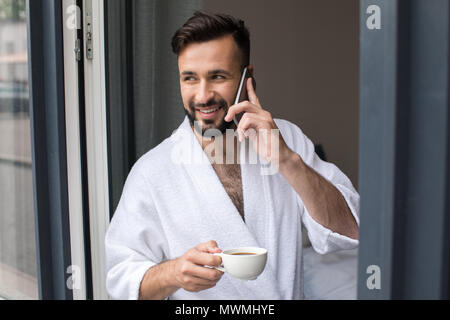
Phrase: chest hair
[{"left": 211, "top": 163, "right": 245, "bottom": 221}]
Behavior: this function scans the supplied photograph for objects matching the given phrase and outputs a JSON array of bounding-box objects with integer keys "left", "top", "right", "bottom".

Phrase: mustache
[{"left": 189, "top": 98, "right": 228, "bottom": 109}]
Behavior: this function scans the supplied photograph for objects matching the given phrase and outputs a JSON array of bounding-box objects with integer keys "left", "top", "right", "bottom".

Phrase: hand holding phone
[{"left": 233, "top": 67, "right": 256, "bottom": 126}]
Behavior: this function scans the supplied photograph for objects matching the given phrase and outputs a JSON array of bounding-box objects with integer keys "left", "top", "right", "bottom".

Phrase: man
[{"left": 105, "top": 11, "right": 359, "bottom": 300}]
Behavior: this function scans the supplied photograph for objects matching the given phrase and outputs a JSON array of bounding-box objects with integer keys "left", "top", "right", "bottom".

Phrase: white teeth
[{"left": 200, "top": 107, "right": 219, "bottom": 114}]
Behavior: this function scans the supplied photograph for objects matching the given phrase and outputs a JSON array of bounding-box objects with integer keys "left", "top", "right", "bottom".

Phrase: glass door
[
  {"left": 0, "top": 0, "right": 110, "bottom": 300},
  {"left": 0, "top": 0, "right": 38, "bottom": 300}
]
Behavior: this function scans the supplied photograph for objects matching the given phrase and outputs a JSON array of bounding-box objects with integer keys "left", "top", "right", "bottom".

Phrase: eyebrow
[
  {"left": 181, "top": 69, "right": 232, "bottom": 76},
  {"left": 208, "top": 69, "right": 232, "bottom": 76}
]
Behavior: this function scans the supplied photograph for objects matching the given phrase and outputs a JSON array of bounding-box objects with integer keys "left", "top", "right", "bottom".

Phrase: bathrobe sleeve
[
  {"left": 275, "top": 119, "right": 359, "bottom": 254},
  {"left": 105, "top": 158, "right": 168, "bottom": 300}
]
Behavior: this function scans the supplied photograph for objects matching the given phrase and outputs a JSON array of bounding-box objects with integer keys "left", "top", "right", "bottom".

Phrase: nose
[{"left": 195, "top": 80, "right": 214, "bottom": 105}]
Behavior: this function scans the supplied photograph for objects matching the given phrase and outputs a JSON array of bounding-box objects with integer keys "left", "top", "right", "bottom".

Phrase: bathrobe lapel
[
  {"left": 175, "top": 118, "right": 283, "bottom": 299},
  {"left": 178, "top": 118, "right": 260, "bottom": 248}
]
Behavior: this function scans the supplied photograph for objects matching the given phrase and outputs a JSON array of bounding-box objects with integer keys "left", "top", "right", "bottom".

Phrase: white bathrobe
[{"left": 105, "top": 116, "right": 359, "bottom": 300}]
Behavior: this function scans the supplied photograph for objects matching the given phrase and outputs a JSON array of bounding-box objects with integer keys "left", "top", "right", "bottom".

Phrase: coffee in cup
[
  {"left": 231, "top": 252, "right": 257, "bottom": 255},
  {"left": 213, "top": 247, "right": 267, "bottom": 281}
]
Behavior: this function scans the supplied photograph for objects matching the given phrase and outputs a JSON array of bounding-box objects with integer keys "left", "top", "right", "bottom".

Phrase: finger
[
  {"left": 182, "top": 273, "right": 219, "bottom": 292},
  {"left": 189, "top": 264, "right": 224, "bottom": 281},
  {"left": 256, "top": 128, "right": 273, "bottom": 160},
  {"left": 237, "top": 114, "right": 267, "bottom": 142},
  {"left": 238, "top": 113, "right": 267, "bottom": 134},
  {"left": 191, "top": 276, "right": 222, "bottom": 288},
  {"left": 186, "top": 249, "right": 223, "bottom": 267},
  {"left": 246, "top": 77, "right": 260, "bottom": 107},
  {"left": 224, "top": 101, "right": 260, "bottom": 122},
  {"left": 236, "top": 127, "right": 245, "bottom": 143},
  {"left": 195, "top": 240, "right": 221, "bottom": 253}
]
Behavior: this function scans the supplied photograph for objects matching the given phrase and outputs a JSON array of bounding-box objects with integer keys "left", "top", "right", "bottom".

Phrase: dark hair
[{"left": 171, "top": 11, "right": 250, "bottom": 68}]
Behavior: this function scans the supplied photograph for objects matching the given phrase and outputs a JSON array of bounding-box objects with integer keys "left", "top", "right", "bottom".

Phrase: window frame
[
  {"left": 27, "top": 0, "right": 73, "bottom": 299},
  {"left": 358, "top": 0, "right": 450, "bottom": 299}
]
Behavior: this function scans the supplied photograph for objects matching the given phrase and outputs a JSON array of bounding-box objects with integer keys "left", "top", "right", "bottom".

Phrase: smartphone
[{"left": 233, "top": 66, "right": 256, "bottom": 126}]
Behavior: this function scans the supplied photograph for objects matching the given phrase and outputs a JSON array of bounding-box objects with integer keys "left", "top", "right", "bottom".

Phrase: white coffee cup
[{"left": 213, "top": 247, "right": 267, "bottom": 281}]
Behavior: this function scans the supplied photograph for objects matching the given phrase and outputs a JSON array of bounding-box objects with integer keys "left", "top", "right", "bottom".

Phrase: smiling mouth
[
  {"left": 196, "top": 106, "right": 225, "bottom": 119},
  {"left": 197, "top": 106, "right": 222, "bottom": 114}
]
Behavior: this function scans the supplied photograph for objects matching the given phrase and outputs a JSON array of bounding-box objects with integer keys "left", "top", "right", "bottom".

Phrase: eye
[
  {"left": 183, "top": 76, "right": 196, "bottom": 81},
  {"left": 211, "top": 75, "right": 225, "bottom": 80}
]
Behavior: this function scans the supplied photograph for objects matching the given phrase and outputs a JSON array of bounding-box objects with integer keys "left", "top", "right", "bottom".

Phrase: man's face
[{"left": 178, "top": 35, "right": 243, "bottom": 135}]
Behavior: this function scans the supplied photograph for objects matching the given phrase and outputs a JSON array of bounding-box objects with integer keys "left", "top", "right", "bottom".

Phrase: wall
[{"left": 204, "top": 0, "right": 360, "bottom": 188}]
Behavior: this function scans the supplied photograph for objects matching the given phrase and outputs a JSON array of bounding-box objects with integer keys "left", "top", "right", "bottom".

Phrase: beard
[{"left": 184, "top": 97, "right": 235, "bottom": 137}]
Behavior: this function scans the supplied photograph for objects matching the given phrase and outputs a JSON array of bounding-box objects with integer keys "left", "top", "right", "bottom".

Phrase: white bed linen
[{"left": 303, "top": 247, "right": 358, "bottom": 300}]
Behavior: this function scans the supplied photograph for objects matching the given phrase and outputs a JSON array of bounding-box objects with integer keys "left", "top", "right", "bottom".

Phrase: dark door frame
[
  {"left": 27, "top": 0, "right": 72, "bottom": 299},
  {"left": 358, "top": 0, "right": 450, "bottom": 299}
]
